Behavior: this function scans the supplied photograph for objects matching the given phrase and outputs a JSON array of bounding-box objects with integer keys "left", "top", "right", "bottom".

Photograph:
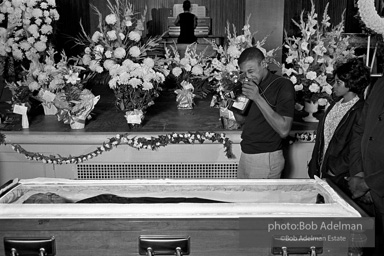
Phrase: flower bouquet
[
  {"left": 206, "top": 16, "right": 280, "bottom": 129},
  {"left": 5, "top": 80, "right": 33, "bottom": 128},
  {"left": 22, "top": 46, "right": 70, "bottom": 115},
  {"left": 0, "top": 0, "right": 60, "bottom": 80},
  {"left": 74, "top": 0, "right": 164, "bottom": 76},
  {"left": 282, "top": 0, "right": 355, "bottom": 111},
  {"left": 53, "top": 87, "right": 100, "bottom": 129},
  {"left": 108, "top": 57, "right": 165, "bottom": 127},
  {"left": 162, "top": 43, "right": 211, "bottom": 109},
  {"left": 74, "top": 0, "right": 166, "bottom": 127}
]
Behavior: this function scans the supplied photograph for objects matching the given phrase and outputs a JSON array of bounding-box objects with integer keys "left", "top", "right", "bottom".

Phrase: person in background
[
  {"left": 234, "top": 47, "right": 295, "bottom": 179},
  {"left": 308, "top": 58, "right": 373, "bottom": 211},
  {"left": 174, "top": 0, "right": 197, "bottom": 44},
  {"left": 348, "top": 75, "right": 384, "bottom": 256}
]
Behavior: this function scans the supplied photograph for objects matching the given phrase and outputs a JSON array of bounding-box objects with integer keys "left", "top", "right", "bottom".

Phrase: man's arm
[{"left": 242, "top": 82, "right": 293, "bottom": 138}]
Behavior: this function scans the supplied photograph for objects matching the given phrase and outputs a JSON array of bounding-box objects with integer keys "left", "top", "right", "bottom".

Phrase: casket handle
[
  {"left": 271, "top": 235, "right": 323, "bottom": 255},
  {"left": 273, "top": 246, "right": 319, "bottom": 256},
  {"left": 3, "top": 237, "right": 56, "bottom": 256},
  {"left": 138, "top": 235, "right": 190, "bottom": 255},
  {"left": 310, "top": 246, "right": 317, "bottom": 256},
  {"left": 282, "top": 246, "right": 288, "bottom": 256}
]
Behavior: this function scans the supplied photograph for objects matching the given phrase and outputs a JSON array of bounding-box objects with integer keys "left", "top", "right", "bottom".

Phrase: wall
[{"left": 245, "top": 0, "right": 285, "bottom": 66}]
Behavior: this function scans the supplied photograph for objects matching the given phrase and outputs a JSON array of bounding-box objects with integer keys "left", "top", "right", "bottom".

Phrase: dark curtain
[{"left": 54, "top": 0, "right": 91, "bottom": 58}]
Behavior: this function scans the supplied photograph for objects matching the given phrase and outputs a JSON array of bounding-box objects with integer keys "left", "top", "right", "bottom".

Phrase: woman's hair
[
  {"left": 334, "top": 58, "right": 371, "bottom": 95},
  {"left": 183, "top": 0, "right": 191, "bottom": 11}
]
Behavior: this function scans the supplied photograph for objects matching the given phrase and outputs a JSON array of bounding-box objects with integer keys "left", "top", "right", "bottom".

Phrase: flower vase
[
  {"left": 42, "top": 103, "right": 58, "bottom": 115},
  {"left": 70, "top": 119, "right": 85, "bottom": 129},
  {"left": 125, "top": 109, "right": 144, "bottom": 128},
  {"left": 302, "top": 101, "right": 319, "bottom": 122}
]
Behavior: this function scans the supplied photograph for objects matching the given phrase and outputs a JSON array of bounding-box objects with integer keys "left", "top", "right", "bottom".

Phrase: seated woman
[
  {"left": 308, "top": 58, "right": 372, "bottom": 209},
  {"left": 174, "top": 0, "right": 197, "bottom": 44}
]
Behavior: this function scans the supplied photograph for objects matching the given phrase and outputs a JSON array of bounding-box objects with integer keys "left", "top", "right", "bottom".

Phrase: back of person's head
[
  {"left": 238, "top": 47, "right": 265, "bottom": 66},
  {"left": 183, "top": 0, "right": 191, "bottom": 11},
  {"left": 334, "top": 58, "right": 371, "bottom": 95}
]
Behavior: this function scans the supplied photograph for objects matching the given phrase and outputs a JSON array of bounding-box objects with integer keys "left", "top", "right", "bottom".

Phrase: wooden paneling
[{"left": 89, "top": 0, "right": 245, "bottom": 37}]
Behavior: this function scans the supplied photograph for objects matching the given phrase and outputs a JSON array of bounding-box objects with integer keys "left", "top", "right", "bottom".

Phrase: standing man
[
  {"left": 234, "top": 47, "right": 295, "bottom": 179},
  {"left": 348, "top": 77, "right": 384, "bottom": 256}
]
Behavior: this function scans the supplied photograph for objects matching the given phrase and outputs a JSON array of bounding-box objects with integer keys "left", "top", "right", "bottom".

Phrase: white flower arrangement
[
  {"left": 282, "top": 0, "right": 355, "bottom": 106},
  {"left": 73, "top": 0, "right": 166, "bottom": 124},
  {"left": 206, "top": 16, "right": 280, "bottom": 108},
  {"left": 162, "top": 43, "right": 211, "bottom": 99},
  {"left": 107, "top": 56, "right": 165, "bottom": 112},
  {"left": 75, "top": 0, "right": 163, "bottom": 74},
  {"left": 0, "top": 0, "right": 60, "bottom": 60},
  {"left": 25, "top": 48, "right": 70, "bottom": 92},
  {"left": 357, "top": 0, "right": 384, "bottom": 36},
  {"left": 16, "top": 47, "right": 92, "bottom": 106}
]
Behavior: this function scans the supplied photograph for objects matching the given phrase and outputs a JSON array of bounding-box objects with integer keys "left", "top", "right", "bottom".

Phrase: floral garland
[
  {"left": 357, "top": 0, "right": 384, "bottom": 35},
  {"left": 0, "top": 131, "right": 235, "bottom": 164}
]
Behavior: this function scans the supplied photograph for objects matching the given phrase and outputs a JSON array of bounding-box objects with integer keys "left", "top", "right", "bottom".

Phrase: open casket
[{"left": 0, "top": 177, "right": 367, "bottom": 256}]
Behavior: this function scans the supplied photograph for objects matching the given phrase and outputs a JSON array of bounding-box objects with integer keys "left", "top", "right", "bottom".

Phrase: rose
[
  {"left": 306, "top": 71, "right": 317, "bottom": 80},
  {"left": 290, "top": 75, "right": 297, "bottom": 84},
  {"left": 308, "top": 83, "right": 320, "bottom": 93}
]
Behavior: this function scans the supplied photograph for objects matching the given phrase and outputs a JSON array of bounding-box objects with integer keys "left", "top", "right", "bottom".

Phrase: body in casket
[{"left": 0, "top": 178, "right": 367, "bottom": 256}]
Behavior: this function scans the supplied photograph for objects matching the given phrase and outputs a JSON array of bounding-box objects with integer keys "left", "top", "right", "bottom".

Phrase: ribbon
[{"left": 174, "top": 81, "right": 195, "bottom": 109}]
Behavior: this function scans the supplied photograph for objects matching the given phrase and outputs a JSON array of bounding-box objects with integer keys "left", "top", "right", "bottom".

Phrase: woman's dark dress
[{"left": 177, "top": 12, "right": 197, "bottom": 44}]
